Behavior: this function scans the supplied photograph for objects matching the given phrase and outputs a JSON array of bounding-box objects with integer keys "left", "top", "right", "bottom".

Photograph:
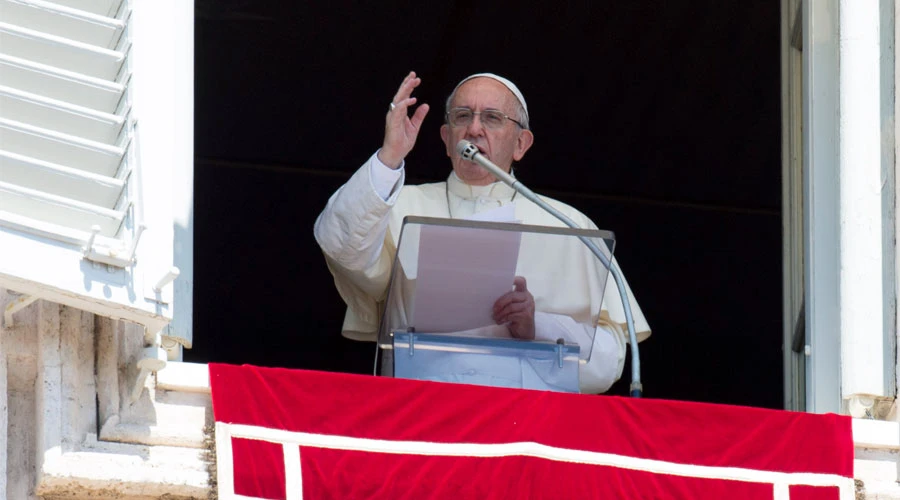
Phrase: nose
[{"left": 466, "top": 113, "right": 486, "bottom": 136}]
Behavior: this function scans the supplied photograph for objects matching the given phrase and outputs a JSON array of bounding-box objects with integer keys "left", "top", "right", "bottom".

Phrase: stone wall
[{"left": 1, "top": 289, "right": 210, "bottom": 500}]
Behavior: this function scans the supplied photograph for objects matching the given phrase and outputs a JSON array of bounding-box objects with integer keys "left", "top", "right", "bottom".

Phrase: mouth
[
  {"left": 464, "top": 143, "right": 486, "bottom": 157},
  {"left": 456, "top": 140, "right": 488, "bottom": 162}
]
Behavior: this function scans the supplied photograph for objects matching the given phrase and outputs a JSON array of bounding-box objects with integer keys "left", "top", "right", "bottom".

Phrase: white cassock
[{"left": 314, "top": 151, "right": 651, "bottom": 393}]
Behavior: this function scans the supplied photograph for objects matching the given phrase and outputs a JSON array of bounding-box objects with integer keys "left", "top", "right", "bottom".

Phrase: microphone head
[{"left": 456, "top": 140, "right": 479, "bottom": 161}]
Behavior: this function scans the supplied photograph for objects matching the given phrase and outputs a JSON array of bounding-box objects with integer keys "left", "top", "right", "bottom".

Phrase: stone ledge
[
  {"left": 100, "top": 414, "right": 208, "bottom": 449},
  {"left": 855, "top": 479, "right": 900, "bottom": 500},
  {"left": 853, "top": 418, "right": 900, "bottom": 500},
  {"left": 853, "top": 419, "right": 900, "bottom": 450},
  {"left": 36, "top": 434, "right": 209, "bottom": 499},
  {"left": 101, "top": 362, "right": 213, "bottom": 449},
  {"left": 156, "top": 361, "right": 210, "bottom": 393}
]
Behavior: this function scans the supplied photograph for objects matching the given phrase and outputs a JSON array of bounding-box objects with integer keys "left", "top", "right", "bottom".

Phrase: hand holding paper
[{"left": 493, "top": 276, "right": 535, "bottom": 339}]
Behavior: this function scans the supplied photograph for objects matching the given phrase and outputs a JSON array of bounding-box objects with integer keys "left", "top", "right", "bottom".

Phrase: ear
[
  {"left": 440, "top": 124, "right": 452, "bottom": 157},
  {"left": 513, "top": 129, "right": 534, "bottom": 161}
]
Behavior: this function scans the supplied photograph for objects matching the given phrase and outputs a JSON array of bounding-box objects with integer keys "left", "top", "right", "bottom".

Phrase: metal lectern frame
[{"left": 375, "top": 216, "right": 615, "bottom": 393}]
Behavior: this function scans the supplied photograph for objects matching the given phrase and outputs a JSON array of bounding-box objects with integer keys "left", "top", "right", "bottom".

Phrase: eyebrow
[{"left": 452, "top": 106, "right": 507, "bottom": 112}]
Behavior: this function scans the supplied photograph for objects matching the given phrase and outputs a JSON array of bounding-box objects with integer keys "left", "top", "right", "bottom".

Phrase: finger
[
  {"left": 493, "top": 288, "right": 532, "bottom": 312},
  {"left": 513, "top": 276, "right": 527, "bottom": 292},
  {"left": 494, "top": 301, "right": 533, "bottom": 323},
  {"left": 493, "top": 292, "right": 516, "bottom": 313},
  {"left": 507, "top": 310, "right": 536, "bottom": 338},
  {"left": 508, "top": 321, "right": 535, "bottom": 340},
  {"left": 392, "top": 72, "right": 420, "bottom": 105},
  {"left": 397, "top": 71, "right": 414, "bottom": 92},
  {"left": 497, "top": 300, "right": 532, "bottom": 317},
  {"left": 388, "top": 97, "right": 417, "bottom": 116},
  {"left": 410, "top": 103, "right": 430, "bottom": 130},
  {"left": 390, "top": 81, "right": 410, "bottom": 107}
]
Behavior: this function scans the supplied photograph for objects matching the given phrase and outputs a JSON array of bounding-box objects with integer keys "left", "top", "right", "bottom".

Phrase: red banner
[{"left": 209, "top": 363, "right": 854, "bottom": 499}]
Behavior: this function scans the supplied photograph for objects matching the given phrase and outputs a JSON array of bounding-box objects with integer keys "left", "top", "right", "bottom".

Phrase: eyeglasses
[{"left": 446, "top": 107, "right": 525, "bottom": 130}]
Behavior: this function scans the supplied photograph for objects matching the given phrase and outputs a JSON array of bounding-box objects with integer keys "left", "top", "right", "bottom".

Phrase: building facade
[{"left": 0, "top": 0, "right": 898, "bottom": 498}]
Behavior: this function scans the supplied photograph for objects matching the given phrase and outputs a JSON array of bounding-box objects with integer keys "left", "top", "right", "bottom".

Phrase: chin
[{"left": 455, "top": 164, "right": 493, "bottom": 185}]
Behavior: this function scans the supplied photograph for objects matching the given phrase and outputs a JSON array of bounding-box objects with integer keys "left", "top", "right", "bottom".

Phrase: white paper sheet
[{"left": 412, "top": 204, "right": 521, "bottom": 333}]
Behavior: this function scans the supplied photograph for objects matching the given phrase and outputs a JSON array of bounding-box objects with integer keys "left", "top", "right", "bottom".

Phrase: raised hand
[
  {"left": 493, "top": 276, "right": 536, "bottom": 340},
  {"left": 377, "top": 71, "right": 430, "bottom": 169}
]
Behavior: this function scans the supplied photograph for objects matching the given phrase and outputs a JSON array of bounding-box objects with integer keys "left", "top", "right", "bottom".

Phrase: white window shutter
[{"left": 0, "top": 0, "right": 193, "bottom": 345}]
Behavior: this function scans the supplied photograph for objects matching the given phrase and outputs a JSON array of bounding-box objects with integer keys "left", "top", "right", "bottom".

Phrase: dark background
[{"left": 188, "top": 1, "right": 783, "bottom": 408}]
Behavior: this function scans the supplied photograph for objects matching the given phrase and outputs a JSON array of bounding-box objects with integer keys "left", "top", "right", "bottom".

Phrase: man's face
[{"left": 440, "top": 78, "right": 534, "bottom": 186}]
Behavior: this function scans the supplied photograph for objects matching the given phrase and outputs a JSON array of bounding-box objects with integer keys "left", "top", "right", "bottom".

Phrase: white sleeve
[
  {"left": 533, "top": 312, "right": 627, "bottom": 394},
  {"left": 369, "top": 151, "right": 404, "bottom": 200},
  {"left": 313, "top": 150, "right": 405, "bottom": 271}
]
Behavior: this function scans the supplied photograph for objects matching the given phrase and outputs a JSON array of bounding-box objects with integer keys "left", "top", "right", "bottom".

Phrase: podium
[{"left": 376, "top": 216, "right": 615, "bottom": 393}]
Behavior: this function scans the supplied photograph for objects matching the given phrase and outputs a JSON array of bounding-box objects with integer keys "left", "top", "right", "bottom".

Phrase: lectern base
[{"left": 390, "top": 332, "right": 581, "bottom": 393}]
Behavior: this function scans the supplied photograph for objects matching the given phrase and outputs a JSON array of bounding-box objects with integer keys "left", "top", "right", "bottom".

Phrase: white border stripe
[
  {"left": 773, "top": 482, "right": 790, "bottom": 500},
  {"left": 217, "top": 422, "right": 855, "bottom": 500},
  {"left": 283, "top": 443, "right": 303, "bottom": 500},
  {"left": 215, "top": 422, "right": 236, "bottom": 498}
]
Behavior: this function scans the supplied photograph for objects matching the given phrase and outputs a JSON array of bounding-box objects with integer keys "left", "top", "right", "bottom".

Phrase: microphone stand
[{"left": 457, "top": 141, "right": 643, "bottom": 397}]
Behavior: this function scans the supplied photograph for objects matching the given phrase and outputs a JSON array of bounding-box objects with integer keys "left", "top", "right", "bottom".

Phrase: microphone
[
  {"left": 456, "top": 140, "right": 644, "bottom": 397},
  {"left": 457, "top": 141, "right": 517, "bottom": 186}
]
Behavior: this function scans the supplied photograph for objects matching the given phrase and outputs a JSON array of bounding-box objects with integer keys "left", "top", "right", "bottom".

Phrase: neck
[
  {"left": 447, "top": 171, "right": 517, "bottom": 199},
  {"left": 452, "top": 160, "right": 515, "bottom": 186},
  {"left": 451, "top": 167, "right": 513, "bottom": 187}
]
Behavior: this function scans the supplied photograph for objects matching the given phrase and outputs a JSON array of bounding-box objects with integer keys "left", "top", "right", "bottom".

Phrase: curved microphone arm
[{"left": 457, "top": 141, "right": 642, "bottom": 397}]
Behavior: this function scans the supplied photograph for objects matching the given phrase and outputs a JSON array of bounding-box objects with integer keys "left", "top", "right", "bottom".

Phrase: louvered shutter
[{"left": 0, "top": 0, "right": 193, "bottom": 344}]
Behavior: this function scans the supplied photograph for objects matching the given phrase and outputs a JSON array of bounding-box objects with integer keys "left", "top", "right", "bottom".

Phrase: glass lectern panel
[{"left": 377, "top": 216, "right": 614, "bottom": 392}]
